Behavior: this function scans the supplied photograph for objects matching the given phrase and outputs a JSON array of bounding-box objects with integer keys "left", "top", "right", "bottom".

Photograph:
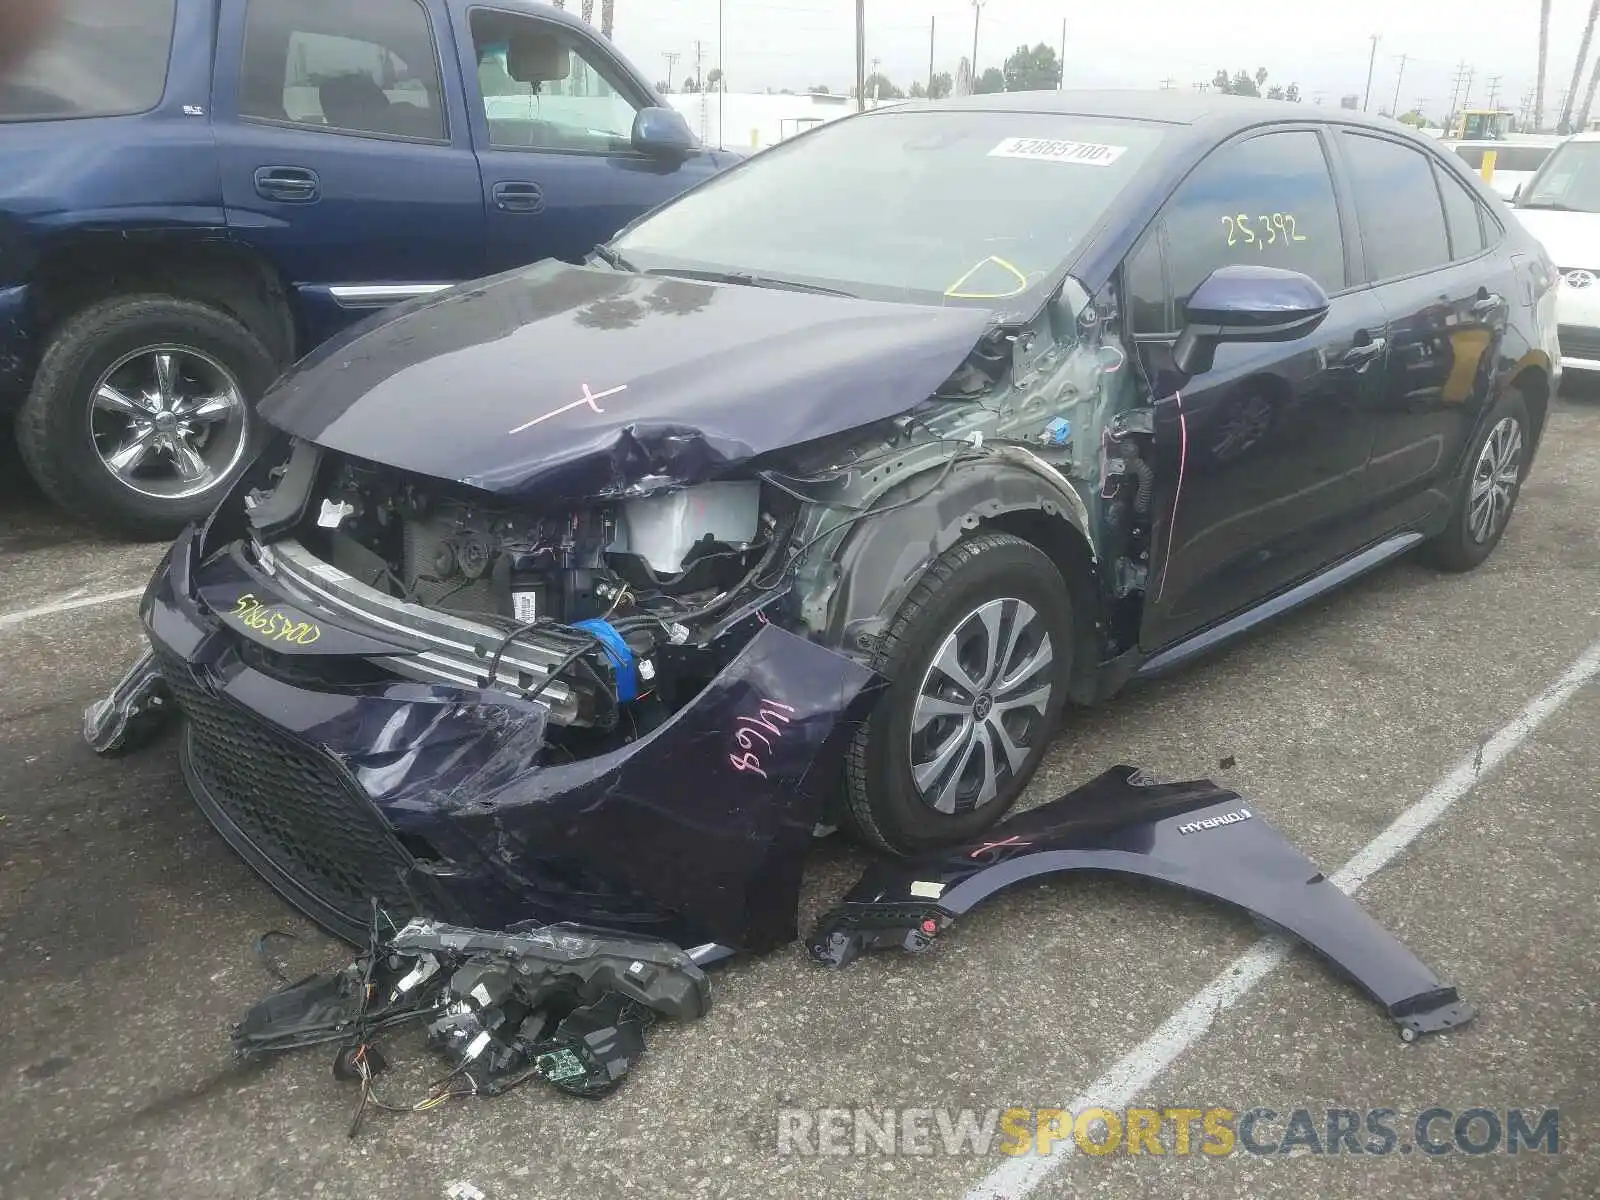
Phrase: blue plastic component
[
  {"left": 1043, "top": 417, "right": 1072, "bottom": 445},
  {"left": 571, "top": 618, "right": 639, "bottom": 703}
]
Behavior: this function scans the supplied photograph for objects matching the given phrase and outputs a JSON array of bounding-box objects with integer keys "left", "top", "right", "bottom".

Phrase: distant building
[{"left": 1340, "top": 94, "right": 1360, "bottom": 110}]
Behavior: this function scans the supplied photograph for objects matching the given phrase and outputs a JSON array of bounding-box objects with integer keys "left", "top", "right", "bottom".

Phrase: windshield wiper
[
  {"left": 591, "top": 244, "right": 639, "bottom": 272},
  {"left": 1518, "top": 200, "right": 1579, "bottom": 211},
  {"left": 643, "top": 267, "right": 856, "bottom": 297}
]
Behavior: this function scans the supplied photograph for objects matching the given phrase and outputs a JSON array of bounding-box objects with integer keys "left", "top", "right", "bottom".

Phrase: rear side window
[
  {"left": 1436, "top": 167, "right": 1487, "bottom": 259},
  {"left": 1340, "top": 133, "right": 1450, "bottom": 280},
  {"left": 1158, "top": 129, "right": 1346, "bottom": 326},
  {"left": 240, "top": 0, "right": 445, "bottom": 140},
  {"left": 0, "top": 0, "right": 176, "bottom": 120}
]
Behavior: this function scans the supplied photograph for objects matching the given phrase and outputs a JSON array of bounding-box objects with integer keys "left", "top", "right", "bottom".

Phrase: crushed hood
[{"left": 260, "top": 261, "right": 994, "bottom": 499}]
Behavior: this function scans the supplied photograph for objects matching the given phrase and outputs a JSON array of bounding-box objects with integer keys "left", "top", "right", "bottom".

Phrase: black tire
[
  {"left": 16, "top": 294, "right": 278, "bottom": 539},
  {"left": 1423, "top": 390, "right": 1531, "bottom": 572},
  {"left": 843, "top": 531, "right": 1074, "bottom": 855}
]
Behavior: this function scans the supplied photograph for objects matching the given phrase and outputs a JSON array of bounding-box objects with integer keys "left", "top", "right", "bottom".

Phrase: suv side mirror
[
  {"left": 1171, "top": 265, "right": 1331, "bottom": 379},
  {"left": 632, "top": 106, "right": 698, "bottom": 157}
]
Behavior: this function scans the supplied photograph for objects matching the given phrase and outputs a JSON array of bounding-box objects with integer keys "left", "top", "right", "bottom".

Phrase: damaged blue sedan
[{"left": 89, "top": 91, "right": 1556, "bottom": 956}]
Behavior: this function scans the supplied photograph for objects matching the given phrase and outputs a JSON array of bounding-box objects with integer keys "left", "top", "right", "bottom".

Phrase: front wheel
[
  {"left": 17, "top": 294, "right": 277, "bottom": 539},
  {"left": 843, "top": 532, "right": 1074, "bottom": 855},
  {"left": 1424, "top": 390, "right": 1531, "bottom": 572}
]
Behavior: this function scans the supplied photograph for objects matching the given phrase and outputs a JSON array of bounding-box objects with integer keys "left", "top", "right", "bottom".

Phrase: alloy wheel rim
[
  {"left": 1467, "top": 416, "right": 1522, "bottom": 545},
  {"left": 909, "top": 597, "right": 1054, "bottom": 814},
  {"left": 87, "top": 345, "right": 249, "bottom": 500}
]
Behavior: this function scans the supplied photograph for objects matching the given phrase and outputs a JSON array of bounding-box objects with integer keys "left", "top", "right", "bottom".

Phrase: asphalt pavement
[{"left": 1, "top": 389, "right": 1596, "bottom": 1200}]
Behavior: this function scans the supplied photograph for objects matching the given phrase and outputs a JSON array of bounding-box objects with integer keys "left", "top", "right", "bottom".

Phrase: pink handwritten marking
[
  {"left": 968, "top": 835, "right": 1032, "bottom": 859},
  {"left": 507, "top": 383, "right": 628, "bottom": 435},
  {"left": 728, "top": 698, "right": 796, "bottom": 778}
]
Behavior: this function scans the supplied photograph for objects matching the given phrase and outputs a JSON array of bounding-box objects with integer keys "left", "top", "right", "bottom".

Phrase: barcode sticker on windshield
[{"left": 988, "top": 137, "right": 1127, "bottom": 166}]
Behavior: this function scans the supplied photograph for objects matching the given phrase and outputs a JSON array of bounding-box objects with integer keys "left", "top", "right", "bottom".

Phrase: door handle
[
  {"left": 253, "top": 166, "right": 320, "bottom": 203},
  {"left": 492, "top": 181, "right": 545, "bottom": 213},
  {"left": 1471, "top": 292, "right": 1504, "bottom": 315},
  {"left": 1341, "top": 335, "right": 1387, "bottom": 365}
]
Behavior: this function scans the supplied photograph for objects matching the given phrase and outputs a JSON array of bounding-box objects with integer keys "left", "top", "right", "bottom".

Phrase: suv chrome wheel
[
  {"left": 87, "top": 345, "right": 250, "bottom": 500},
  {"left": 1468, "top": 416, "right": 1522, "bottom": 544},
  {"left": 909, "top": 597, "right": 1054, "bottom": 814}
]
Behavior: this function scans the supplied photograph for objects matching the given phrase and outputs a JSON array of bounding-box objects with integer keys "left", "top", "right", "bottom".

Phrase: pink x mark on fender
[{"left": 507, "top": 382, "right": 628, "bottom": 434}]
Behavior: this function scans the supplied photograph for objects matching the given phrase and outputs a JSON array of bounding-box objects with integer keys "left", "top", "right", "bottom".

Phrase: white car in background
[
  {"left": 1450, "top": 139, "right": 1557, "bottom": 201},
  {"left": 1513, "top": 132, "right": 1600, "bottom": 370}
]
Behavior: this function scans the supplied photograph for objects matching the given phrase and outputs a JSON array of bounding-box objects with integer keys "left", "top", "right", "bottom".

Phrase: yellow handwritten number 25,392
[
  {"left": 1222, "top": 212, "right": 1308, "bottom": 248},
  {"left": 231, "top": 593, "right": 321, "bottom": 645}
]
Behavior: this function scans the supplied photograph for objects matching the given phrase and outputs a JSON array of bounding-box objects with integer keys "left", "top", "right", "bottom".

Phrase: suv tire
[
  {"left": 17, "top": 294, "right": 278, "bottom": 539},
  {"left": 843, "top": 531, "right": 1074, "bottom": 855}
]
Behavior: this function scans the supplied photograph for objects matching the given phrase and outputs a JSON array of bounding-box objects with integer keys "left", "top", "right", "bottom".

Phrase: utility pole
[
  {"left": 661, "top": 50, "right": 679, "bottom": 92},
  {"left": 1159, "top": 77, "right": 1175, "bottom": 90},
  {"left": 1486, "top": 74, "right": 1502, "bottom": 110},
  {"left": 970, "top": 0, "right": 985, "bottom": 87},
  {"left": 1058, "top": 17, "right": 1066, "bottom": 89},
  {"left": 928, "top": 16, "right": 935, "bottom": 94},
  {"left": 692, "top": 39, "right": 705, "bottom": 141},
  {"left": 1390, "top": 53, "right": 1407, "bottom": 116},
  {"left": 717, "top": 0, "right": 724, "bottom": 145},
  {"left": 1414, "top": 96, "right": 1429, "bottom": 124},
  {"left": 870, "top": 55, "right": 881, "bottom": 102},
  {"left": 1362, "top": 34, "right": 1380, "bottom": 111},
  {"left": 854, "top": 0, "right": 866, "bottom": 112},
  {"left": 1461, "top": 66, "right": 1475, "bottom": 109}
]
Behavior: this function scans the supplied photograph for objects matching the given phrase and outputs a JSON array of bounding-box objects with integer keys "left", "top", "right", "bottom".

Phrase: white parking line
[
  {"left": 967, "top": 635, "right": 1600, "bottom": 1200},
  {"left": 0, "top": 586, "right": 146, "bottom": 631}
]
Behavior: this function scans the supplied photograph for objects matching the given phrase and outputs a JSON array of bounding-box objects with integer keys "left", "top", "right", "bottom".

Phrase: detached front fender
[{"left": 821, "top": 445, "right": 1097, "bottom": 653}]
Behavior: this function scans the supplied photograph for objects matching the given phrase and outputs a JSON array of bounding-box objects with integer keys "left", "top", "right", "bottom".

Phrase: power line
[
  {"left": 1362, "top": 33, "right": 1380, "bottom": 111},
  {"left": 661, "top": 50, "right": 679, "bottom": 91},
  {"left": 1390, "top": 53, "right": 1407, "bottom": 116},
  {"left": 970, "top": 0, "right": 986, "bottom": 84}
]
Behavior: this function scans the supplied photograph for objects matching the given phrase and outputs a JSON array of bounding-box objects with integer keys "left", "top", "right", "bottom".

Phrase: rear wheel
[
  {"left": 17, "top": 294, "right": 276, "bottom": 539},
  {"left": 843, "top": 532, "right": 1074, "bottom": 855},
  {"left": 1424, "top": 390, "right": 1530, "bottom": 572}
]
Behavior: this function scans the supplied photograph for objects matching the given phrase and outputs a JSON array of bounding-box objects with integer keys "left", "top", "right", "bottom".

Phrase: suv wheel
[
  {"left": 843, "top": 531, "right": 1074, "bottom": 855},
  {"left": 1424, "top": 390, "right": 1531, "bottom": 572},
  {"left": 17, "top": 294, "right": 278, "bottom": 538}
]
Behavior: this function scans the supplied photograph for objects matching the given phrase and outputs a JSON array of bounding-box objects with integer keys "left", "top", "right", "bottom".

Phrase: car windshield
[
  {"left": 1520, "top": 139, "right": 1600, "bottom": 212},
  {"left": 0, "top": 0, "right": 177, "bottom": 121},
  {"left": 612, "top": 109, "right": 1171, "bottom": 307}
]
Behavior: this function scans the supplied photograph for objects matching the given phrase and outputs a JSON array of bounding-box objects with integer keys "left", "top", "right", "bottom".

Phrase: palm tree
[
  {"left": 1580, "top": 47, "right": 1600, "bottom": 130},
  {"left": 1561, "top": 0, "right": 1600, "bottom": 131},
  {"left": 1537, "top": 0, "right": 1552, "bottom": 128},
  {"left": 601, "top": 0, "right": 615, "bottom": 38}
]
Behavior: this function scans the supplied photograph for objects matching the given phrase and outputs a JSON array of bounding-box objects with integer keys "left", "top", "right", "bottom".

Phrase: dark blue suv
[{"left": 0, "top": 0, "right": 731, "bottom": 534}]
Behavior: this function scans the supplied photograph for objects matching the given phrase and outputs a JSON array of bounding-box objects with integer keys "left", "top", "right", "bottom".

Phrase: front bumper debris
[
  {"left": 808, "top": 765, "right": 1476, "bottom": 1041},
  {"left": 82, "top": 646, "right": 175, "bottom": 754},
  {"left": 233, "top": 916, "right": 710, "bottom": 1123},
  {"left": 93, "top": 525, "right": 882, "bottom": 954}
]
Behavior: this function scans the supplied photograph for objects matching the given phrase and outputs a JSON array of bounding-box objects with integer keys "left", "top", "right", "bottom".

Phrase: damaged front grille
[{"left": 155, "top": 648, "right": 421, "bottom": 933}]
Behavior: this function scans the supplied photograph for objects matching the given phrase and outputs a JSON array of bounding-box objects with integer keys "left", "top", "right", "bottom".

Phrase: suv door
[
  {"left": 1335, "top": 131, "right": 1513, "bottom": 513},
  {"left": 1130, "top": 127, "right": 1391, "bottom": 652},
  {"left": 454, "top": 6, "right": 723, "bottom": 275},
  {"left": 212, "top": 0, "right": 485, "bottom": 348}
]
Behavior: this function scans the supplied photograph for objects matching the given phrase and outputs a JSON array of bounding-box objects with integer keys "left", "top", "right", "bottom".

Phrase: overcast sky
[{"left": 606, "top": 0, "right": 1599, "bottom": 120}]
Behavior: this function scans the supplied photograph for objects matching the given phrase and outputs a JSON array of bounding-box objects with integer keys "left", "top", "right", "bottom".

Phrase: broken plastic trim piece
[
  {"left": 807, "top": 765, "right": 1475, "bottom": 1041},
  {"left": 83, "top": 647, "right": 175, "bottom": 754}
]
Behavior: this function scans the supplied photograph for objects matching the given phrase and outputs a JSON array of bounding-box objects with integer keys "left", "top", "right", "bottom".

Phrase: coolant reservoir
[{"left": 618, "top": 481, "right": 761, "bottom": 575}]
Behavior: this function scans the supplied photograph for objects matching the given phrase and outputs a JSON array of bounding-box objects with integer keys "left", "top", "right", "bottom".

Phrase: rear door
[
  {"left": 1335, "top": 131, "right": 1512, "bottom": 517},
  {"left": 451, "top": 5, "right": 723, "bottom": 275},
  {"left": 1132, "top": 126, "right": 1391, "bottom": 651},
  {"left": 212, "top": 0, "right": 485, "bottom": 349}
]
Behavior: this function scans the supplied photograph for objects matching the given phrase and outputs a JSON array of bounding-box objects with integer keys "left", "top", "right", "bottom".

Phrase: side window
[
  {"left": 239, "top": 0, "right": 445, "bottom": 140},
  {"left": 1340, "top": 133, "right": 1450, "bottom": 280},
  {"left": 1160, "top": 131, "right": 1346, "bottom": 324},
  {"left": 469, "top": 11, "right": 641, "bottom": 153},
  {"left": 1124, "top": 226, "right": 1169, "bottom": 334},
  {"left": 1436, "top": 166, "right": 1487, "bottom": 259}
]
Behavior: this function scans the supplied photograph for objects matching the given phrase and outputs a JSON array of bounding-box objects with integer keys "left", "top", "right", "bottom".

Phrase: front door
[
  {"left": 213, "top": 0, "right": 485, "bottom": 348},
  {"left": 1131, "top": 127, "right": 1390, "bottom": 651},
  {"left": 452, "top": 6, "right": 722, "bottom": 276}
]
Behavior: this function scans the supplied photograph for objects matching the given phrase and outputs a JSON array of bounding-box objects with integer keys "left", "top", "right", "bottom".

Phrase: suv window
[
  {"left": 1436, "top": 167, "right": 1487, "bottom": 259},
  {"left": 0, "top": 0, "right": 176, "bottom": 120},
  {"left": 240, "top": 0, "right": 445, "bottom": 140},
  {"left": 1160, "top": 130, "right": 1346, "bottom": 327},
  {"left": 1340, "top": 133, "right": 1450, "bottom": 280},
  {"left": 470, "top": 10, "right": 640, "bottom": 153}
]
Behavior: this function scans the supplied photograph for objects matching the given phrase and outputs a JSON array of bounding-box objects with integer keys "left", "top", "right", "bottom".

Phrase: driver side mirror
[
  {"left": 1171, "top": 265, "right": 1331, "bottom": 380},
  {"left": 632, "top": 106, "right": 698, "bottom": 157}
]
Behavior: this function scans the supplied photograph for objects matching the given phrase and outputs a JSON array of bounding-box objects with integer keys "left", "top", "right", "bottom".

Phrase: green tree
[
  {"left": 974, "top": 66, "right": 1005, "bottom": 94},
  {"left": 1285, "top": 82, "right": 1301, "bottom": 102},
  {"left": 1398, "top": 110, "right": 1429, "bottom": 128},
  {"left": 1002, "top": 42, "right": 1061, "bottom": 92},
  {"left": 1266, "top": 84, "right": 1284, "bottom": 100},
  {"left": 681, "top": 76, "right": 700, "bottom": 92},
  {"left": 927, "top": 71, "right": 953, "bottom": 100},
  {"left": 706, "top": 67, "right": 723, "bottom": 89},
  {"left": 655, "top": 79, "right": 671, "bottom": 93},
  {"left": 908, "top": 80, "right": 927, "bottom": 98},
  {"left": 1212, "top": 67, "right": 1273, "bottom": 97},
  {"left": 863, "top": 71, "right": 904, "bottom": 99}
]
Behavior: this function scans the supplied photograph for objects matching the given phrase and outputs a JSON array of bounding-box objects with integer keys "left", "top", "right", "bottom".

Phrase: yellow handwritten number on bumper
[{"left": 231, "top": 594, "right": 322, "bottom": 645}]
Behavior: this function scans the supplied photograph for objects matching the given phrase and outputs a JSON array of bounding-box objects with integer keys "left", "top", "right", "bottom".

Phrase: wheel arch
[
  {"left": 28, "top": 233, "right": 296, "bottom": 368},
  {"left": 1507, "top": 362, "right": 1551, "bottom": 453}
]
